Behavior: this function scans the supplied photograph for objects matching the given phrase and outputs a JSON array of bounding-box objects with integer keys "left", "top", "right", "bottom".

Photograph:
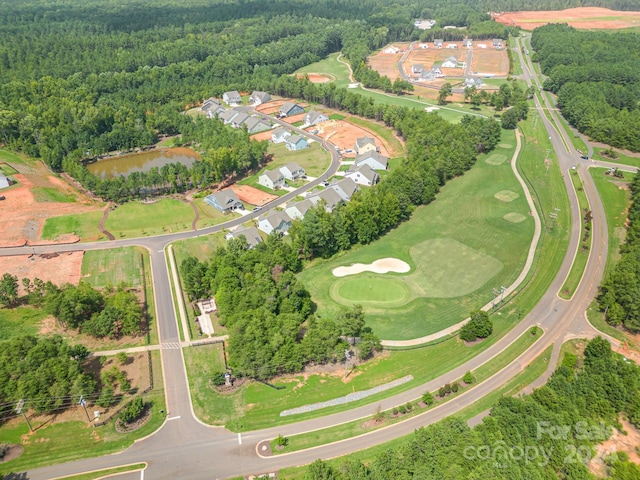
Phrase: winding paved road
[{"left": 1, "top": 38, "right": 636, "bottom": 479}]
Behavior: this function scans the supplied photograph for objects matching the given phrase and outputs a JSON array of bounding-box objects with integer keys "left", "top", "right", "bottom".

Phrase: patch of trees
[
  {"left": 180, "top": 235, "right": 380, "bottom": 379},
  {"left": 0, "top": 335, "right": 95, "bottom": 418},
  {"left": 598, "top": 172, "right": 640, "bottom": 331},
  {"left": 532, "top": 23, "right": 640, "bottom": 151},
  {"left": 303, "top": 337, "right": 640, "bottom": 479},
  {"left": 290, "top": 110, "right": 501, "bottom": 259},
  {"left": 459, "top": 310, "right": 493, "bottom": 342}
]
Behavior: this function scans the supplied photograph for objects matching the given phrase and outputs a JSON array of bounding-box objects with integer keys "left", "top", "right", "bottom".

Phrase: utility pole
[
  {"left": 78, "top": 396, "right": 93, "bottom": 426},
  {"left": 15, "top": 399, "right": 33, "bottom": 432}
]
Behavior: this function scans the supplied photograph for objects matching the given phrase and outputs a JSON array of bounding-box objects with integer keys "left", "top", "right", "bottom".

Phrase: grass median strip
[
  {"left": 53, "top": 463, "right": 147, "bottom": 480},
  {"left": 271, "top": 327, "right": 542, "bottom": 454}
]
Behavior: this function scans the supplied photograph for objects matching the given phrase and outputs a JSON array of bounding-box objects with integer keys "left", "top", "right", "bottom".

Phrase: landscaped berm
[{"left": 298, "top": 130, "right": 535, "bottom": 341}]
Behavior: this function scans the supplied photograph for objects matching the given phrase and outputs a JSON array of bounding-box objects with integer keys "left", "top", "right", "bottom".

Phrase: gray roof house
[
  {"left": 285, "top": 135, "right": 308, "bottom": 151},
  {"left": 355, "top": 137, "right": 377, "bottom": 155},
  {"left": 249, "top": 91, "right": 271, "bottom": 106},
  {"left": 244, "top": 116, "right": 271, "bottom": 133},
  {"left": 434, "top": 39, "right": 444, "bottom": 48},
  {"left": 304, "top": 110, "right": 329, "bottom": 126},
  {"left": 257, "top": 211, "right": 292, "bottom": 235},
  {"left": 271, "top": 127, "right": 291, "bottom": 144},
  {"left": 0, "top": 174, "right": 10, "bottom": 189},
  {"left": 201, "top": 97, "right": 222, "bottom": 111},
  {"left": 492, "top": 38, "right": 503, "bottom": 48},
  {"left": 205, "top": 189, "right": 243, "bottom": 213},
  {"left": 226, "top": 226, "right": 263, "bottom": 249},
  {"left": 355, "top": 151, "right": 388, "bottom": 171},
  {"left": 329, "top": 177, "right": 358, "bottom": 202},
  {"left": 420, "top": 70, "right": 437, "bottom": 81},
  {"left": 222, "top": 90, "right": 241, "bottom": 105},
  {"left": 219, "top": 109, "right": 240, "bottom": 125},
  {"left": 279, "top": 101, "right": 304, "bottom": 117},
  {"left": 441, "top": 56, "right": 460, "bottom": 68},
  {"left": 463, "top": 38, "right": 473, "bottom": 48},
  {"left": 206, "top": 105, "right": 227, "bottom": 119},
  {"left": 279, "top": 162, "right": 305, "bottom": 181},
  {"left": 411, "top": 64, "right": 424, "bottom": 74},
  {"left": 308, "top": 188, "right": 342, "bottom": 212},
  {"left": 231, "top": 112, "right": 250, "bottom": 128},
  {"left": 464, "top": 77, "right": 483, "bottom": 88},
  {"left": 285, "top": 199, "right": 314, "bottom": 220},
  {"left": 258, "top": 169, "right": 285, "bottom": 190},
  {"left": 346, "top": 164, "right": 379, "bottom": 186}
]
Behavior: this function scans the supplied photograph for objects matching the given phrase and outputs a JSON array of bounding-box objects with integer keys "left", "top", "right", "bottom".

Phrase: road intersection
[{"left": 1, "top": 38, "right": 636, "bottom": 479}]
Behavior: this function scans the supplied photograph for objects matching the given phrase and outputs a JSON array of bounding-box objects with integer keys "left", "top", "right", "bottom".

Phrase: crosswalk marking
[{"left": 161, "top": 342, "right": 182, "bottom": 350}]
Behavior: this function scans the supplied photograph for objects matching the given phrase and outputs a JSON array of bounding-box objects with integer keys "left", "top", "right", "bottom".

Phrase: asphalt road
[{"left": 3, "top": 40, "right": 633, "bottom": 479}]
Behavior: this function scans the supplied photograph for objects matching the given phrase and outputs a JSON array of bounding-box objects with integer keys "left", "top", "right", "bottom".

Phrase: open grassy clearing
[
  {"left": 0, "top": 351, "right": 165, "bottom": 475},
  {"left": 0, "top": 306, "right": 48, "bottom": 340},
  {"left": 295, "top": 52, "right": 352, "bottom": 88},
  {"left": 81, "top": 247, "right": 145, "bottom": 288},
  {"left": 0, "top": 149, "right": 29, "bottom": 166},
  {"left": 265, "top": 141, "right": 331, "bottom": 178},
  {"left": 53, "top": 463, "right": 147, "bottom": 480},
  {"left": 41, "top": 210, "right": 105, "bottom": 242},
  {"left": 592, "top": 147, "right": 640, "bottom": 169},
  {"left": 271, "top": 327, "right": 542, "bottom": 454},
  {"left": 105, "top": 199, "right": 195, "bottom": 238},
  {"left": 299, "top": 130, "right": 533, "bottom": 340},
  {"left": 193, "top": 197, "right": 239, "bottom": 229},
  {"left": 559, "top": 170, "right": 590, "bottom": 299},
  {"left": 31, "top": 187, "right": 76, "bottom": 203}
]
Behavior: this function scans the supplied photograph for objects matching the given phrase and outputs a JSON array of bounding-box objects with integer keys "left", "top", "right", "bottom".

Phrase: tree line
[
  {"left": 303, "top": 337, "right": 640, "bottom": 479},
  {"left": 532, "top": 23, "right": 640, "bottom": 152}
]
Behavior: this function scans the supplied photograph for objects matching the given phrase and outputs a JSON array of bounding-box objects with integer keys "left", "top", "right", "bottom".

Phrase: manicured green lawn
[
  {"left": 194, "top": 197, "right": 240, "bottom": 229},
  {"left": 41, "top": 211, "right": 104, "bottom": 242},
  {"left": 54, "top": 463, "right": 147, "bottom": 480},
  {"left": 266, "top": 141, "right": 331, "bottom": 178},
  {"left": 172, "top": 232, "right": 228, "bottom": 264},
  {"left": 295, "top": 53, "right": 352, "bottom": 88},
  {"left": 0, "top": 306, "right": 48, "bottom": 340},
  {"left": 299, "top": 130, "right": 533, "bottom": 340},
  {"left": 81, "top": 247, "right": 145, "bottom": 288},
  {"left": 104, "top": 199, "right": 195, "bottom": 238},
  {"left": 592, "top": 147, "right": 640, "bottom": 169},
  {"left": 0, "top": 149, "right": 29, "bottom": 166},
  {"left": 0, "top": 351, "right": 165, "bottom": 475}
]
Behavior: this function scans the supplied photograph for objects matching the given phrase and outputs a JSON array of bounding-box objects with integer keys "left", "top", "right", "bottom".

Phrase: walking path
[{"left": 98, "top": 203, "right": 115, "bottom": 240}]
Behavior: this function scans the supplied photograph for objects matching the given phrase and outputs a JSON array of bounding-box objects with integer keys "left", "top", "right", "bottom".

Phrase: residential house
[
  {"left": 411, "top": 64, "right": 424, "bottom": 75},
  {"left": 434, "top": 39, "right": 443, "bottom": 48},
  {"left": 308, "top": 188, "right": 342, "bottom": 212},
  {"left": 271, "top": 127, "right": 291, "bottom": 144},
  {"left": 249, "top": 91, "right": 271, "bottom": 106},
  {"left": 278, "top": 101, "right": 304, "bottom": 118},
  {"left": 285, "top": 135, "right": 308, "bottom": 151},
  {"left": 477, "top": 43, "right": 487, "bottom": 49},
  {"left": 383, "top": 45, "right": 399, "bottom": 54},
  {"left": 420, "top": 70, "right": 437, "bottom": 81},
  {"left": 329, "top": 177, "right": 358, "bottom": 202},
  {"left": 244, "top": 116, "right": 271, "bottom": 134},
  {"left": 206, "top": 105, "right": 226, "bottom": 119},
  {"left": 231, "top": 112, "right": 250, "bottom": 128},
  {"left": 279, "top": 162, "right": 305, "bottom": 181},
  {"left": 257, "top": 211, "right": 292, "bottom": 235},
  {"left": 201, "top": 97, "right": 221, "bottom": 111},
  {"left": 258, "top": 169, "right": 285, "bottom": 190},
  {"left": 304, "top": 110, "right": 329, "bottom": 126},
  {"left": 430, "top": 64, "right": 443, "bottom": 76},
  {"left": 205, "top": 190, "right": 243, "bottom": 213},
  {"left": 463, "top": 39, "right": 473, "bottom": 48},
  {"left": 446, "top": 43, "right": 458, "bottom": 49},
  {"left": 492, "top": 38, "right": 503, "bottom": 48},
  {"left": 285, "top": 199, "right": 314, "bottom": 220},
  {"left": 346, "top": 164, "right": 379, "bottom": 187},
  {"left": 0, "top": 174, "right": 10, "bottom": 189},
  {"left": 464, "top": 77, "right": 483, "bottom": 88},
  {"left": 419, "top": 43, "right": 429, "bottom": 49},
  {"left": 355, "top": 151, "right": 388, "bottom": 171},
  {"left": 441, "top": 56, "right": 460, "bottom": 68},
  {"left": 355, "top": 137, "right": 377, "bottom": 155},
  {"left": 219, "top": 109, "right": 240, "bottom": 125},
  {"left": 226, "top": 226, "right": 263, "bottom": 249},
  {"left": 222, "top": 90, "right": 241, "bottom": 105}
]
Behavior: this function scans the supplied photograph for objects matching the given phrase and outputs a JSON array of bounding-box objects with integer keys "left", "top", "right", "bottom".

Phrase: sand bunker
[{"left": 332, "top": 258, "right": 411, "bottom": 277}]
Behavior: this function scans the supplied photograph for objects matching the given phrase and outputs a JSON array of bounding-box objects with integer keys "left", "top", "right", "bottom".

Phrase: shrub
[
  {"left": 399, "top": 405, "right": 407, "bottom": 414},
  {"left": 444, "top": 383, "right": 452, "bottom": 395},
  {"left": 462, "top": 371, "right": 475, "bottom": 384},
  {"left": 452, "top": 381, "right": 459, "bottom": 393},
  {"left": 116, "top": 352, "right": 129, "bottom": 365},
  {"left": 211, "top": 372, "right": 227, "bottom": 386},
  {"left": 275, "top": 434, "right": 289, "bottom": 447},
  {"left": 393, "top": 408, "right": 399, "bottom": 415},
  {"left": 97, "top": 387, "right": 114, "bottom": 407},
  {"left": 422, "top": 391, "right": 434, "bottom": 406},
  {"left": 460, "top": 310, "right": 493, "bottom": 342},
  {"left": 405, "top": 402, "right": 413, "bottom": 412},
  {"left": 438, "top": 386, "right": 446, "bottom": 397},
  {"left": 119, "top": 397, "right": 145, "bottom": 424}
]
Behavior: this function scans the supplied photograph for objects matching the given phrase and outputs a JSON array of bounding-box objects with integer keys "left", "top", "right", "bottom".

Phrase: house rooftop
[
  {"left": 228, "top": 226, "right": 263, "bottom": 248},
  {"left": 262, "top": 169, "right": 283, "bottom": 182},
  {"left": 356, "top": 137, "right": 376, "bottom": 148},
  {"left": 355, "top": 151, "right": 389, "bottom": 169},
  {"left": 348, "top": 164, "right": 378, "bottom": 183}
]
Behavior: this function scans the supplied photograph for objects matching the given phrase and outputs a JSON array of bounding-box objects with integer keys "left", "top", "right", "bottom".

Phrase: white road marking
[
  {"left": 238, "top": 432, "right": 242, "bottom": 445},
  {"left": 140, "top": 468, "right": 144, "bottom": 480},
  {"left": 167, "top": 415, "right": 181, "bottom": 421}
]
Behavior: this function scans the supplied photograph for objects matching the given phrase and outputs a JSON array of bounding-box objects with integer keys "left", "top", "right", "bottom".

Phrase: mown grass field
[
  {"left": 592, "top": 147, "right": 640, "bottom": 169},
  {"left": 81, "top": 247, "right": 145, "bottom": 287},
  {"left": 193, "top": 197, "right": 240, "bottom": 229},
  {"left": 0, "top": 306, "right": 48, "bottom": 340},
  {"left": 41, "top": 210, "right": 104, "bottom": 241},
  {"left": 32, "top": 187, "right": 76, "bottom": 203},
  {"left": 299, "top": 130, "right": 533, "bottom": 340},
  {"left": 295, "top": 52, "right": 352, "bottom": 88},
  {"left": 104, "top": 199, "right": 195, "bottom": 238}
]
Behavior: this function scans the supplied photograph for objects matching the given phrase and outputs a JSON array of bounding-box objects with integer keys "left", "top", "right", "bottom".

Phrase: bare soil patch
[
  {"left": 0, "top": 161, "right": 102, "bottom": 247},
  {"left": 250, "top": 130, "right": 274, "bottom": 142},
  {"left": 405, "top": 46, "right": 466, "bottom": 79},
  {"left": 493, "top": 7, "right": 640, "bottom": 30},
  {"left": 0, "top": 445, "right": 23, "bottom": 463},
  {"left": 367, "top": 52, "right": 402, "bottom": 82},
  {"left": 304, "top": 73, "right": 333, "bottom": 83},
  {"left": 230, "top": 184, "right": 278, "bottom": 206},
  {"left": 589, "top": 418, "right": 640, "bottom": 476},
  {"left": 281, "top": 113, "right": 307, "bottom": 125},
  {"left": 312, "top": 118, "right": 392, "bottom": 158},
  {"left": 471, "top": 49, "right": 510, "bottom": 76},
  {"left": 0, "top": 251, "right": 84, "bottom": 295}
]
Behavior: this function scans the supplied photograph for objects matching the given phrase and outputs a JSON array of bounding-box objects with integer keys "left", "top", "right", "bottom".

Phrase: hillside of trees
[
  {"left": 303, "top": 337, "right": 640, "bottom": 479},
  {"left": 598, "top": 172, "right": 640, "bottom": 331},
  {"left": 532, "top": 23, "right": 640, "bottom": 151}
]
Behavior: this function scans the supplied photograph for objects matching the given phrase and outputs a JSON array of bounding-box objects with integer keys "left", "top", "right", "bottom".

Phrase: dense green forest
[
  {"left": 532, "top": 24, "right": 640, "bottom": 151},
  {"left": 302, "top": 337, "right": 640, "bottom": 479},
  {"left": 598, "top": 172, "right": 640, "bottom": 331}
]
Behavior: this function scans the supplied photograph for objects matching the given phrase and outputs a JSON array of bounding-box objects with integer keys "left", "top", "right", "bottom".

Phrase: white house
[
  {"left": 304, "top": 110, "right": 329, "bottom": 126},
  {"left": 434, "top": 39, "right": 443, "bottom": 48},
  {"left": 271, "top": 127, "right": 291, "bottom": 144},
  {"left": 205, "top": 190, "right": 243, "bottom": 213},
  {"left": 308, "top": 188, "right": 342, "bottom": 212},
  {"left": 257, "top": 211, "right": 292, "bottom": 235},
  {"left": 383, "top": 45, "right": 400, "bottom": 54},
  {"left": 201, "top": 97, "right": 222, "bottom": 112},
  {"left": 441, "top": 56, "right": 460, "bottom": 68},
  {"left": 285, "top": 135, "right": 308, "bottom": 151},
  {"left": 464, "top": 77, "right": 483, "bottom": 88},
  {"left": 279, "top": 162, "right": 305, "bottom": 181},
  {"left": 463, "top": 39, "right": 473, "bottom": 48},
  {"left": 355, "top": 151, "right": 388, "bottom": 171},
  {"left": 329, "top": 177, "right": 358, "bottom": 202},
  {"left": 249, "top": 91, "right": 271, "bottom": 106},
  {"left": 446, "top": 43, "right": 458, "bottom": 49},
  {"left": 0, "top": 174, "right": 10, "bottom": 189},
  {"left": 285, "top": 199, "right": 314, "bottom": 220},
  {"left": 226, "top": 226, "right": 263, "bottom": 249},
  {"left": 346, "top": 164, "right": 379, "bottom": 186},
  {"left": 206, "top": 105, "right": 226, "bottom": 119},
  {"left": 492, "top": 38, "right": 503, "bottom": 48},
  {"left": 222, "top": 91, "right": 241, "bottom": 105},
  {"left": 258, "top": 169, "right": 285, "bottom": 190},
  {"left": 355, "top": 137, "right": 377, "bottom": 155}
]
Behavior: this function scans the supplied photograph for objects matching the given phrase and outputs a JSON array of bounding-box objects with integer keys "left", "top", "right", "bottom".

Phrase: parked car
[
  {"left": 0, "top": 195, "right": 5, "bottom": 201},
  {"left": 580, "top": 154, "right": 589, "bottom": 160}
]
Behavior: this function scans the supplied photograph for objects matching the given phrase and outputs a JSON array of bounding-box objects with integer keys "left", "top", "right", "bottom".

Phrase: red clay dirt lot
[
  {"left": 367, "top": 43, "right": 410, "bottom": 82},
  {"left": 250, "top": 130, "right": 274, "bottom": 142},
  {"left": 300, "top": 73, "right": 333, "bottom": 83},
  {"left": 0, "top": 251, "right": 84, "bottom": 295},
  {"left": 310, "top": 118, "right": 393, "bottom": 158},
  {"left": 493, "top": 7, "right": 640, "bottom": 30},
  {"left": 0, "top": 161, "right": 102, "bottom": 247},
  {"left": 470, "top": 46, "right": 509, "bottom": 76},
  {"left": 230, "top": 185, "right": 278, "bottom": 206}
]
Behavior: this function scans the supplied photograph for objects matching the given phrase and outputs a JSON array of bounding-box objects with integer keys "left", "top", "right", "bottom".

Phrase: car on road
[
  {"left": 253, "top": 206, "right": 262, "bottom": 211},
  {"left": 580, "top": 154, "right": 589, "bottom": 160},
  {"left": 322, "top": 181, "right": 330, "bottom": 187}
]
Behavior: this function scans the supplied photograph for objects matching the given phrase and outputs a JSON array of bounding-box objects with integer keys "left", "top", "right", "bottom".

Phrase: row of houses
[
  {"left": 219, "top": 90, "right": 272, "bottom": 107},
  {"left": 201, "top": 101, "right": 273, "bottom": 134},
  {"left": 258, "top": 162, "right": 306, "bottom": 190},
  {"left": 432, "top": 38, "right": 502, "bottom": 49}
]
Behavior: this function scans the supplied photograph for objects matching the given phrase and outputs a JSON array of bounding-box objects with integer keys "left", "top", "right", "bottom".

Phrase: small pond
[{"left": 87, "top": 148, "right": 200, "bottom": 179}]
